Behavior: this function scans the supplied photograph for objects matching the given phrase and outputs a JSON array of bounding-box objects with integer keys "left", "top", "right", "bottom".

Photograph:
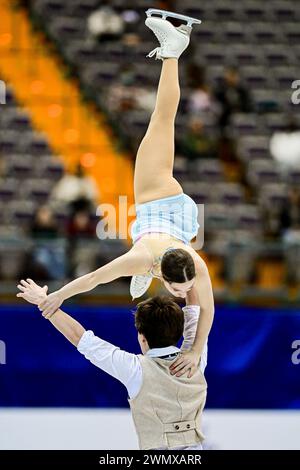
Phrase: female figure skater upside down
[{"left": 18, "top": 11, "right": 214, "bottom": 377}]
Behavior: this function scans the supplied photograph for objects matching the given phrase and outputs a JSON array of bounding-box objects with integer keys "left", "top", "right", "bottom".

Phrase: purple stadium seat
[
  {"left": 182, "top": 181, "right": 213, "bottom": 204},
  {"left": 195, "top": 22, "right": 220, "bottom": 42},
  {"left": 258, "top": 183, "right": 288, "bottom": 207},
  {"left": 81, "top": 62, "right": 120, "bottom": 88},
  {"left": 64, "top": 41, "right": 105, "bottom": 66},
  {"left": 196, "top": 44, "right": 227, "bottom": 66},
  {"left": 0, "top": 108, "right": 31, "bottom": 131},
  {"left": 222, "top": 22, "right": 249, "bottom": 43},
  {"left": 23, "top": 131, "right": 51, "bottom": 155},
  {"left": 241, "top": 2, "right": 268, "bottom": 22},
  {"left": 4, "top": 154, "right": 34, "bottom": 178},
  {"left": 0, "top": 130, "right": 20, "bottom": 154},
  {"left": 194, "top": 159, "right": 224, "bottom": 182},
  {"left": 0, "top": 178, "right": 18, "bottom": 201},
  {"left": 247, "top": 159, "right": 282, "bottom": 187},
  {"left": 230, "top": 44, "right": 261, "bottom": 66},
  {"left": 69, "top": 0, "right": 101, "bottom": 18},
  {"left": 204, "top": 203, "right": 234, "bottom": 232},
  {"left": 288, "top": 170, "right": 300, "bottom": 187},
  {"left": 238, "top": 135, "right": 271, "bottom": 162},
  {"left": 262, "top": 45, "right": 293, "bottom": 66},
  {"left": 231, "top": 113, "right": 262, "bottom": 136},
  {"left": 242, "top": 66, "right": 271, "bottom": 89},
  {"left": 213, "top": 182, "right": 245, "bottom": 205},
  {"left": 34, "top": 0, "right": 70, "bottom": 18},
  {"left": 23, "top": 179, "right": 54, "bottom": 203},
  {"left": 234, "top": 204, "right": 262, "bottom": 232},
  {"left": 8, "top": 200, "right": 37, "bottom": 225},
  {"left": 272, "top": 66, "right": 299, "bottom": 89},
  {"left": 272, "top": 1, "right": 297, "bottom": 22},
  {"left": 212, "top": 1, "right": 239, "bottom": 21},
  {"left": 250, "top": 22, "right": 282, "bottom": 44},
  {"left": 282, "top": 23, "right": 300, "bottom": 44},
  {"left": 264, "top": 113, "right": 288, "bottom": 133},
  {"left": 38, "top": 157, "right": 64, "bottom": 181},
  {"left": 49, "top": 17, "right": 87, "bottom": 44}
]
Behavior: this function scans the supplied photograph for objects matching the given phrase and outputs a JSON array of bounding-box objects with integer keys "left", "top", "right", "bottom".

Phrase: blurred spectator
[
  {"left": 157, "top": 0, "right": 176, "bottom": 10},
  {"left": 67, "top": 209, "right": 96, "bottom": 239},
  {"left": 67, "top": 209, "right": 97, "bottom": 277},
  {"left": 215, "top": 66, "right": 252, "bottom": 132},
  {"left": 263, "top": 205, "right": 282, "bottom": 240},
  {"left": 18, "top": 253, "right": 51, "bottom": 282},
  {"left": 280, "top": 188, "right": 300, "bottom": 284},
  {"left": 179, "top": 117, "right": 217, "bottom": 163},
  {"left": 51, "top": 163, "right": 98, "bottom": 207},
  {"left": 88, "top": 1, "right": 124, "bottom": 41},
  {"left": 121, "top": 10, "right": 140, "bottom": 34},
  {"left": 107, "top": 65, "right": 137, "bottom": 113},
  {"left": 187, "top": 64, "right": 216, "bottom": 116},
  {"left": 0, "top": 156, "right": 5, "bottom": 177},
  {"left": 30, "top": 206, "right": 59, "bottom": 240},
  {"left": 107, "top": 64, "right": 156, "bottom": 114},
  {"left": 23, "top": 206, "right": 66, "bottom": 281},
  {"left": 122, "top": 32, "right": 141, "bottom": 47},
  {"left": 280, "top": 188, "right": 300, "bottom": 235},
  {"left": 270, "top": 116, "right": 300, "bottom": 170}
]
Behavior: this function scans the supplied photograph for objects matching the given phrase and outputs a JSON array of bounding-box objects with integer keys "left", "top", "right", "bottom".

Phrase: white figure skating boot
[
  {"left": 145, "top": 9, "right": 201, "bottom": 60},
  {"left": 130, "top": 274, "right": 153, "bottom": 300}
]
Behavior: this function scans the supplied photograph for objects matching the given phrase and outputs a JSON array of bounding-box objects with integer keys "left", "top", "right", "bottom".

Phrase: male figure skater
[{"left": 17, "top": 279, "right": 207, "bottom": 450}]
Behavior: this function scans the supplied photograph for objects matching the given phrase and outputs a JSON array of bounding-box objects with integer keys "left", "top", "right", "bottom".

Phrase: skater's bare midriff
[{"left": 133, "top": 232, "right": 199, "bottom": 278}]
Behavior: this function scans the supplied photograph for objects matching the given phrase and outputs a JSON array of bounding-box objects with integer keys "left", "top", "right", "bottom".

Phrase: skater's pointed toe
[
  {"left": 145, "top": 15, "right": 174, "bottom": 32},
  {"left": 145, "top": 16, "right": 162, "bottom": 27}
]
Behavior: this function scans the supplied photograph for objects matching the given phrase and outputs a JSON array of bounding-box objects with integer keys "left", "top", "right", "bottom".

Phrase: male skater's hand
[
  {"left": 170, "top": 349, "right": 200, "bottom": 378},
  {"left": 38, "top": 290, "right": 64, "bottom": 319},
  {"left": 17, "top": 279, "right": 48, "bottom": 306}
]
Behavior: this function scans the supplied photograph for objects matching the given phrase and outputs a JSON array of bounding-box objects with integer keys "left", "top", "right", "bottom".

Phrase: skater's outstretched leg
[
  {"left": 134, "top": 16, "right": 194, "bottom": 205},
  {"left": 134, "top": 58, "right": 182, "bottom": 205}
]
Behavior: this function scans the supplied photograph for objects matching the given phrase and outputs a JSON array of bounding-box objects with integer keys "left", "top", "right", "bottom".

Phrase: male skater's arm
[
  {"left": 35, "top": 244, "right": 152, "bottom": 319},
  {"left": 170, "top": 287, "right": 208, "bottom": 378},
  {"left": 170, "top": 257, "right": 213, "bottom": 377},
  {"left": 17, "top": 280, "right": 142, "bottom": 398}
]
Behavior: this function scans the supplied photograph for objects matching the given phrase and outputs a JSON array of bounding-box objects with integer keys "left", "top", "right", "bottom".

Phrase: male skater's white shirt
[{"left": 77, "top": 305, "right": 207, "bottom": 450}]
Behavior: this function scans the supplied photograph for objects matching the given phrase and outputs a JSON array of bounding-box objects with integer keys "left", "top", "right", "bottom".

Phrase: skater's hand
[
  {"left": 38, "top": 291, "right": 64, "bottom": 319},
  {"left": 17, "top": 279, "right": 48, "bottom": 306},
  {"left": 169, "top": 349, "right": 200, "bottom": 378}
]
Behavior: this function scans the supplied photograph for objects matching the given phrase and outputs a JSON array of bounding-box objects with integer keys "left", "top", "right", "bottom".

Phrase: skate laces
[
  {"left": 147, "top": 47, "right": 161, "bottom": 59},
  {"left": 146, "top": 28, "right": 166, "bottom": 59}
]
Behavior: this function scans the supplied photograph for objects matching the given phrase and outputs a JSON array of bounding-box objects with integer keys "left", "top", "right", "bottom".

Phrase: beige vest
[{"left": 128, "top": 354, "right": 207, "bottom": 450}]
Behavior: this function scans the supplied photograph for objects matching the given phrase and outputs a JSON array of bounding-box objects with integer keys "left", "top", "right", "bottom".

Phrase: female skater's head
[
  {"left": 135, "top": 296, "right": 184, "bottom": 353},
  {"left": 161, "top": 249, "right": 195, "bottom": 298}
]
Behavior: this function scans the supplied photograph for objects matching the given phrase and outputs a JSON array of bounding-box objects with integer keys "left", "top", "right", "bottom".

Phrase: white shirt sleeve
[
  {"left": 77, "top": 330, "right": 142, "bottom": 399},
  {"left": 180, "top": 305, "right": 208, "bottom": 374}
]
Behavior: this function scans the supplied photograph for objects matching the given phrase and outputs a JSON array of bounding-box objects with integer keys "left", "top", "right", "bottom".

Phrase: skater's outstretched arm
[
  {"left": 17, "top": 279, "right": 142, "bottom": 397},
  {"left": 28, "top": 245, "right": 152, "bottom": 318}
]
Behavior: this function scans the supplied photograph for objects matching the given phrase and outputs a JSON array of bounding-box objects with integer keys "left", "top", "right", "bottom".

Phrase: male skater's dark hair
[{"left": 135, "top": 296, "right": 184, "bottom": 348}]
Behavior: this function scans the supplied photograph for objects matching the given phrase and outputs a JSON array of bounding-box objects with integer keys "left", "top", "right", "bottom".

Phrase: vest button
[
  {"left": 186, "top": 424, "right": 190, "bottom": 429},
  {"left": 175, "top": 425, "right": 179, "bottom": 430}
]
